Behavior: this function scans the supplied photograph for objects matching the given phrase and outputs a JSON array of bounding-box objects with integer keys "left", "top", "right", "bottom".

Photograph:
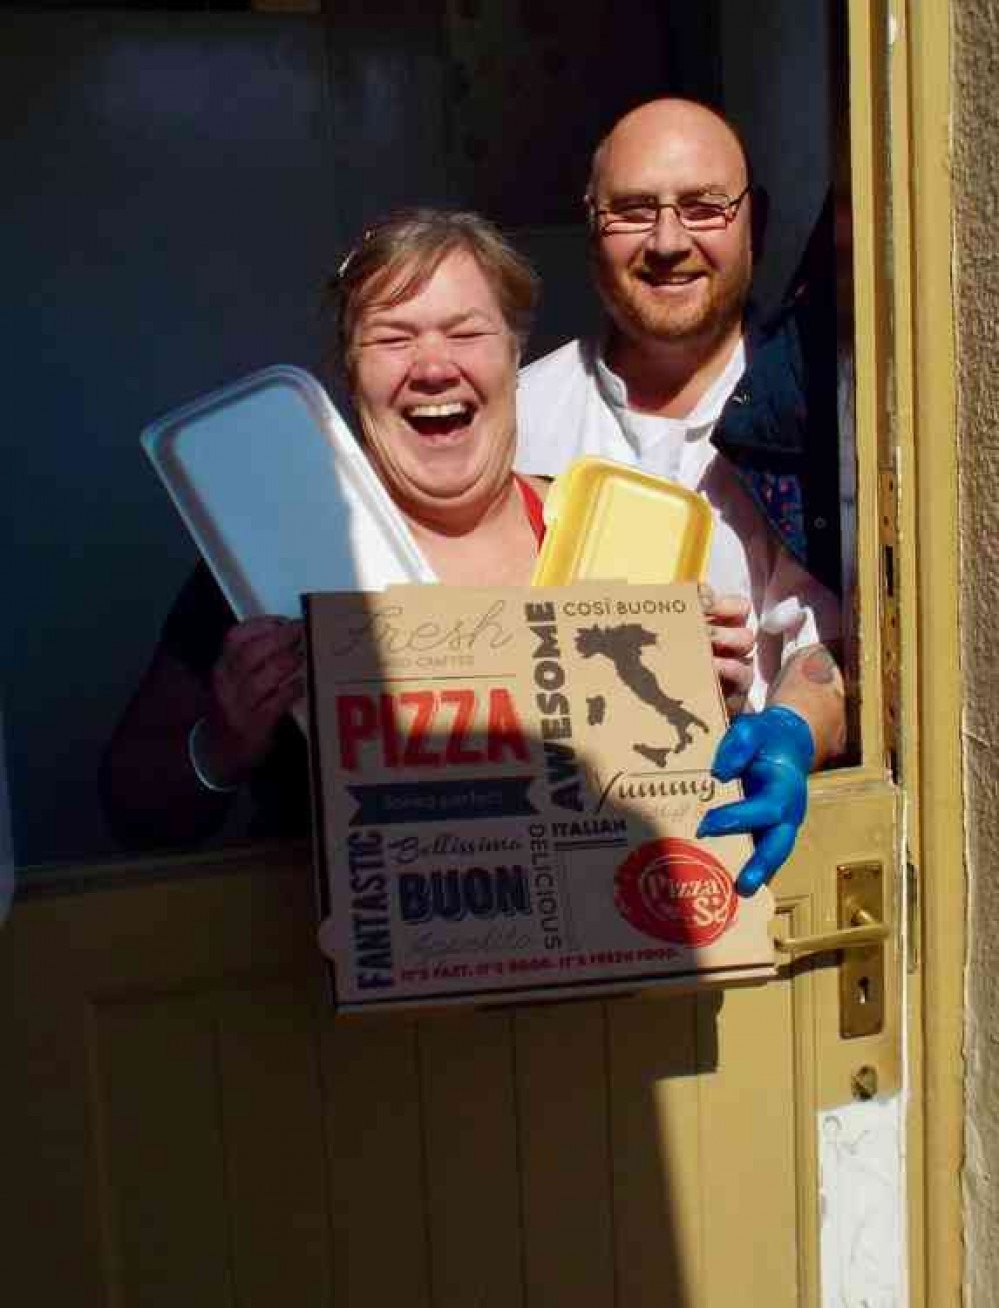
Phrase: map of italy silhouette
[{"left": 575, "top": 623, "right": 709, "bottom": 759}]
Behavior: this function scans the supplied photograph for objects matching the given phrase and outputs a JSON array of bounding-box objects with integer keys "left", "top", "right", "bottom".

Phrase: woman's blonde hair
[{"left": 327, "top": 208, "right": 539, "bottom": 378}]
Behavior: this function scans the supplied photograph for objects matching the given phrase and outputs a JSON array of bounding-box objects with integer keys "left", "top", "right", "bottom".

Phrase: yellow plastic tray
[{"left": 530, "top": 457, "right": 713, "bottom": 586}]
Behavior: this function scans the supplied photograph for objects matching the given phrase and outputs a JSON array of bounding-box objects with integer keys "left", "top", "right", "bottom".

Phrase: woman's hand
[
  {"left": 699, "top": 585, "right": 755, "bottom": 717},
  {"left": 100, "top": 606, "right": 307, "bottom": 849},
  {"left": 199, "top": 617, "right": 305, "bottom": 787}
]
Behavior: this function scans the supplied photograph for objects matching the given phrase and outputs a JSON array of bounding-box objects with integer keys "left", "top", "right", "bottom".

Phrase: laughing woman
[
  {"left": 337, "top": 214, "right": 548, "bottom": 587},
  {"left": 101, "top": 209, "right": 832, "bottom": 894}
]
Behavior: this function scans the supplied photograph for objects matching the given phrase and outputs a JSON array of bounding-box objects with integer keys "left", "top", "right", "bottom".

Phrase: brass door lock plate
[{"left": 838, "top": 861, "right": 886, "bottom": 1038}]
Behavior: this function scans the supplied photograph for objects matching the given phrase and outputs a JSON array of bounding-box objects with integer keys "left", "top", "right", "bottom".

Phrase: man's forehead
[{"left": 594, "top": 104, "right": 747, "bottom": 196}]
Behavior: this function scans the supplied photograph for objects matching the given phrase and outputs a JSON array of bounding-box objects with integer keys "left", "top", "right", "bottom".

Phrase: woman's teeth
[
  {"left": 404, "top": 401, "right": 475, "bottom": 436},
  {"left": 406, "top": 402, "right": 471, "bottom": 419}
]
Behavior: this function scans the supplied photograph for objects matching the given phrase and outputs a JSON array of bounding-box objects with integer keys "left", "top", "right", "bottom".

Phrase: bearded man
[{"left": 516, "top": 99, "right": 845, "bottom": 893}]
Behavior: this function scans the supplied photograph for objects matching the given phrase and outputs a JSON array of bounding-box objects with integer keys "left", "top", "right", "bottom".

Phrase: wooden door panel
[
  {"left": 212, "top": 985, "right": 333, "bottom": 1308},
  {"left": 321, "top": 1017, "right": 431, "bottom": 1306},
  {"left": 417, "top": 1012, "right": 524, "bottom": 1308},
  {"left": 2, "top": 906, "right": 110, "bottom": 1308},
  {"left": 2, "top": 795, "right": 898, "bottom": 1308},
  {"left": 513, "top": 1001, "right": 616, "bottom": 1308},
  {"left": 90, "top": 981, "right": 334, "bottom": 1308},
  {"left": 94, "top": 996, "right": 237, "bottom": 1308},
  {"left": 696, "top": 981, "right": 800, "bottom": 1305},
  {"left": 606, "top": 994, "right": 703, "bottom": 1307}
]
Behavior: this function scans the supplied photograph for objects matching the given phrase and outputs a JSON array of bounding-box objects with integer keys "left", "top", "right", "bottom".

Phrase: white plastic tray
[{"left": 142, "top": 365, "right": 436, "bottom": 620}]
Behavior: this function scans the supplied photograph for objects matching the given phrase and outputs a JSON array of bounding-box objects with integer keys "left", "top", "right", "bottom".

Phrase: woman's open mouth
[{"left": 404, "top": 401, "right": 476, "bottom": 438}]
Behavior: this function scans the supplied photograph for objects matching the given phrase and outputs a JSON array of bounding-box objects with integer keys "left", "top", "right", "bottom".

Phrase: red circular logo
[{"left": 614, "top": 838, "right": 738, "bottom": 947}]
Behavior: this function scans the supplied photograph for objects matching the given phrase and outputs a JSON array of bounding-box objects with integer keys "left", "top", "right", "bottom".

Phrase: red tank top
[{"left": 513, "top": 474, "right": 546, "bottom": 548}]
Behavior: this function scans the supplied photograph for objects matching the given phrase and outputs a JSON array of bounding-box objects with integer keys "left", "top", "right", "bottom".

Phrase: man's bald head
[{"left": 587, "top": 99, "right": 750, "bottom": 212}]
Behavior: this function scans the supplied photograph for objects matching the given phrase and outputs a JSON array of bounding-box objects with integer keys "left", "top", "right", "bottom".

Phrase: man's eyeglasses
[{"left": 591, "top": 184, "right": 752, "bottom": 236}]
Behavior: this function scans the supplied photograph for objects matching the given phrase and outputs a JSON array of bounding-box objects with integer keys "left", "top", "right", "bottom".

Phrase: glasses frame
[{"left": 589, "top": 183, "right": 753, "bottom": 236}]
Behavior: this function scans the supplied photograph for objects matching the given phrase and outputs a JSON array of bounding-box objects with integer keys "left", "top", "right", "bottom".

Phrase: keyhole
[{"left": 857, "top": 976, "right": 871, "bottom": 1005}]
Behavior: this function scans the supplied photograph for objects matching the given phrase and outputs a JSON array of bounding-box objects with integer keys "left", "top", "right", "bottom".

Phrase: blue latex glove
[{"left": 696, "top": 705, "right": 815, "bottom": 898}]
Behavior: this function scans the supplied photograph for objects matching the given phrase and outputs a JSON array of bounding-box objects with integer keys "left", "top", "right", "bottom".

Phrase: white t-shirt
[{"left": 515, "top": 338, "right": 840, "bottom": 708}]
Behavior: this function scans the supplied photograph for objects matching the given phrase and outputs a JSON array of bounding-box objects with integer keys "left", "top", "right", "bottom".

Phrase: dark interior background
[{"left": 0, "top": 0, "right": 834, "bottom": 867}]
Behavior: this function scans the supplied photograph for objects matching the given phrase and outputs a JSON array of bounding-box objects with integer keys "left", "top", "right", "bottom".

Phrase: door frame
[{"left": 861, "top": 1, "right": 965, "bottom": 1303}]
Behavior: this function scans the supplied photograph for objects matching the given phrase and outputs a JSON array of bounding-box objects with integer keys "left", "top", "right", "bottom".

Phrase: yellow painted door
[
  {"left": 0, "top": 774, "right": 901, "bottom": 1308},
  {"left": 0, "top": 2, "right": 959, "bottom": 1304}
]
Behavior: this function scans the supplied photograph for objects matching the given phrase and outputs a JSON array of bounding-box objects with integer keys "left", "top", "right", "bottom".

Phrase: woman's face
[{"left": 350, "top": 251, "right": 520, "bottom": 523}]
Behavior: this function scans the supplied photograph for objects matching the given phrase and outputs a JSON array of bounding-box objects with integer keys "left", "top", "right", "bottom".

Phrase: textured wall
[{"left": 953, "top": 1, "right": 999, "bottom": 1300}]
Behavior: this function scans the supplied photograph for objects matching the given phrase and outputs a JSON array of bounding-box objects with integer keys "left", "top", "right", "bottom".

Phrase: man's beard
[{"left": 598, "top": 254, "right": 752, "bottom": 349}]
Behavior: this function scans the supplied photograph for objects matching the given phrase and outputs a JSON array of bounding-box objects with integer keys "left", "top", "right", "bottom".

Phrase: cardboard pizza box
[{"left": 305, "top": 580, "right": 775, "bottom": 1012}]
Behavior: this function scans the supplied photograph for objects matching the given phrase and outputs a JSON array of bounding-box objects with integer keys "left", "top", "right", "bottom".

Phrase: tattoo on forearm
[
  {"left": 768, "top": 643, "right": 848, "bottom": 762},
  {"left": 801, "top": 646, "right": 839, "bottom": 685},
  {"left": 771, "top": 643, "right": 845, "bottom": 699}
]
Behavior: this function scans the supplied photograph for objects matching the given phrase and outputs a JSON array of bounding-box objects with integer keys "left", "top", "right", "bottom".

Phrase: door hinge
[{"left": 879, "top": 467, "right": 901, "bottom": 779}]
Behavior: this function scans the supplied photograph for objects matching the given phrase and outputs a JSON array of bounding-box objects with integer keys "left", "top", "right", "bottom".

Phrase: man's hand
[
  {"left": 696, "top": 704, "right": 815, "bottom": 897},
  {"left": 699, "top": 585, "right": 755, "bottom": 717},
  {"left": 200, "top": 617, "right": 305, "bottom": 786},
  {"left": 696, "top": 642, "right": 846, "bottom": 895}
]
